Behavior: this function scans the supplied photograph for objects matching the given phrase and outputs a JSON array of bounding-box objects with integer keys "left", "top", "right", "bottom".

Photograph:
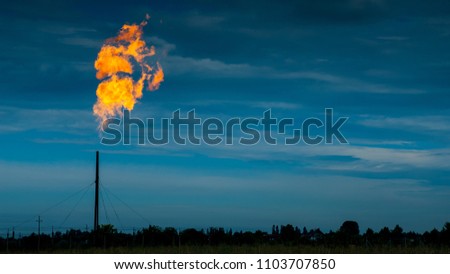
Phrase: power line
[
  {"left": 58, "top": 184, "right": 92, "bottom": 229},
  {"left": 101, "top": 184, "right": 124, "bottom": 231},
  {"left": 100, "top": 190, "right": 110, "bottom": 224},
  {"left": 13, "top": 182, "right": 94, "bottom": 230},
  {"left": 102, "top": 185, "right": 151, "bottom": 225},
  {"left": 36, "top": 216, "right": 42, "bottom": 252}
]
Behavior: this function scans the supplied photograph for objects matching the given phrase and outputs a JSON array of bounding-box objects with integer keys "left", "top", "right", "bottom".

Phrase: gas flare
[{"left": 93, "top": 16, "right": 164, "bottom": 125}]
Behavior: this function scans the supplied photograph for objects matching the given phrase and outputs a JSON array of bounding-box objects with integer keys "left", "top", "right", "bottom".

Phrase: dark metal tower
[{"left": 94, "top": 151, "right": 99, "bottom": 232}]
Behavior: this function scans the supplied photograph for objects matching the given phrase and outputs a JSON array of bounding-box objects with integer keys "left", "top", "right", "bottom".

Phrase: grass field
[{"left": 35, "top": 244, "right": 450, "bottom": 254}]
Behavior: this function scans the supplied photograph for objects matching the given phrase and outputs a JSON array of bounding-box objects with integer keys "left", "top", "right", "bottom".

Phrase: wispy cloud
[
  {"left": 185, "top": 13, "right": 226, "bottom": 29},
  {"left": 359, "top": 115, "right": 450, "bottom": 132},
  {"left": 377, "top": 36, "right": 409, "bottom": 41},
  {"left": 160, "top": 48, "right": 423, "bottom": 94},
  {"left": 39, "top": 25, "right": 97, "bottom": 35},
  {"left": 162, "top": 55, "right": 271, "bottom": 78},
  {"left": 350, "top": 138, "right": 415, "bottom": 147},
  {"left": 311, "top": 145, "right": 450, "bottom": 171},
  {"left": 58, "top": 37, "right": 102, "bottom": 48},
  {"left": 181, "top": 99, "right": 301, "bottom": 110},
  {"left": 32, "top": 138, "right": 95, "bottom": 145},
  {"left": 101, "top": 139, "right": 450, "bottom": 172},
  {"left": 279, "top": 71, "right": 423, "bottom": 94},
  {"left": 0, "top": 106, "right": 95, "bottom": 134},
  {"left": 149, "top": 34, "right": 423, "bottom": 94}
]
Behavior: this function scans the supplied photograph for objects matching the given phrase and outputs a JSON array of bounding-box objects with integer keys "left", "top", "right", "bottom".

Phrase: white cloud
[
  {"left": 181, "top": 99, "right": 301, "bottom": 110},
  {"left": 100, "top": 138, "right": 450, "bottom": 171},
  {"left": 162, "top": 55, "right": 271, "bottom": 78},
  {"left": 147, "top": 36, "right": 176, "bottom": 56},
  {"left": 39, "top": 25, "right": 97, "bottom": 35},
  {"left": 0, "top": 106, "right": 95, "bottom": 134},
  {"left": 149, "top": 35, "right": 410, "bottom": 93},
  {"left": 313, "top": 145, "right": 450, "bottom": 171},
  {"left": 185, "top": 13, "right": 225, "bottom": 29},
  {"left": 138, "top": 35, "right": 423, "bottom": 94},
  {"left": 377, "top": 36, "right": 409, "bottom": 41},
  {"left": 359, "top": 115, "right": 450, "bottom": 132},
  {"left": 58, "top": 37, "right": 102, "bottom": 49},
  {"left": 279, "top": 71, "right": 423, "bottom": 94},
  {"left": 350, "top": 138, "right": 415, "bottom": 146}
]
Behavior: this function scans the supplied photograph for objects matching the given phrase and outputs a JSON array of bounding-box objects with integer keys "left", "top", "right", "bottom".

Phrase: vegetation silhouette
[{"left": 1, "top": 221, "right": 449, "bottom": 253}]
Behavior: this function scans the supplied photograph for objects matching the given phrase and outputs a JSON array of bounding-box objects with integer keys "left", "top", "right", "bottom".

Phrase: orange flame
[{"left": 93, "top": 16, "right": 164, "bottom": 125}]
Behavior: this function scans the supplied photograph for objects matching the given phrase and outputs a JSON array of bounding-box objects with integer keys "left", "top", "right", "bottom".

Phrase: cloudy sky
[{"left": 1, "top": 0, "right": 449, "bottom": 234}]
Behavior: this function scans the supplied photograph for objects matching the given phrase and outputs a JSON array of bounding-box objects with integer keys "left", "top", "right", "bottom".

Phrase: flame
[{"left": 93, "top": 16, "right": 164, "bottom": 125}]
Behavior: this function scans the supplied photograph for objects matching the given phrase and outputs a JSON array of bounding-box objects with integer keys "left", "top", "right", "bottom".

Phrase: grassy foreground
[{"left": 40, "top": 244, "right": 450, "bottom": 254}]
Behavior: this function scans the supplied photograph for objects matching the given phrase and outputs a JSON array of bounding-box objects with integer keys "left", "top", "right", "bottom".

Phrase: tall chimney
[{"left": 94, "top": 151, "right": 99, "bottom": 232}]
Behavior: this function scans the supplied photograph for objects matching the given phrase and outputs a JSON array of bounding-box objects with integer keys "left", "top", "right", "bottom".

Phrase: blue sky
[{"left": 0, "top": 0, "right": 449, "bottom": 234}]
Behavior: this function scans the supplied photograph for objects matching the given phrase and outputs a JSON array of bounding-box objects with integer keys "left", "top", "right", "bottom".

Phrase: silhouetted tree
[
  {"left": 442, "top": 222, "right": 450, "bottom": 246},
  {"left": 423, "top": 228, "right": 440, "bottom": 246},
  {"left": 162, "top": 227, "right": 178, "bottom": 246},
  {"left": 280, "top": 224, "right": 297, "bottom": 244},
  {"left": 340, "top": 221, "right": 360, "bottom": 236},
  {"left": 391, "top": 225, "right": 404, "bottom": 246},
  {"left": 208, "top": 227, "right": 230, "bottom": 245},
  {"left": 142, "top": 225, "right": 163, "bottom": 246},
  {"left": 364, "top": 228, "right": 374, "bottom": 247},
  {"left": 2, "top": 221, "right": 450, "bottom": 253},
  {"left": 180, "top": 228, "right": 207, "bottom": 245},
  {"left": 378, "top": 227, "right": 391, "bottom": 245},
  {"left": 338, "top": 221, "right": 360, "bottom": 245}
]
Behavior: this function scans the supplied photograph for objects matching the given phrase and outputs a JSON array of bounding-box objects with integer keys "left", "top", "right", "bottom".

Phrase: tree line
[{"left": 1, "top": 221, "right": 449, "bottom": 253}]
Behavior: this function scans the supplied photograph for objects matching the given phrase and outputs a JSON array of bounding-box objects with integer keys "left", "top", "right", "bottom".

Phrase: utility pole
[
  {"left": 94, "top": 151, "right": 99, "bottom": 232},
  {"left": 37, "top": 215, "right": 42, "bottom": 252},
  {"left": 178, "top": 228, "right": 181, "bottom": 253},
  {"left": 51, "top": 226, "right": 54, "bottom": 247},
  {"left": 6, "top": 228, "right": 9, "bottom": 253}
]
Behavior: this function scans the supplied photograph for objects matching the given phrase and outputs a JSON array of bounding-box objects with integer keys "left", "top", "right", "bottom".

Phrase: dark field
[{"left": 2, "top": 222, "right": 450, "bottom": 254}]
